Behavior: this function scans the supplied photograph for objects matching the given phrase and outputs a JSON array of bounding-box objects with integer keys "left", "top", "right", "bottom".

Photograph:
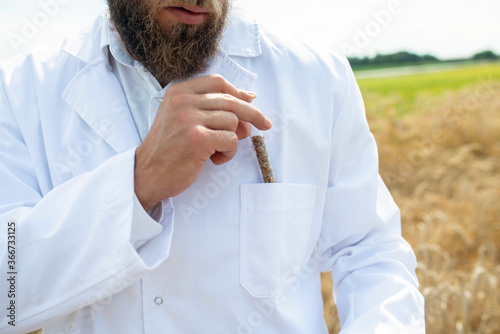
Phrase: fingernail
[
  {"left": 246, "top": 91, "right": 257, "bottom": 99},
  {"left": 265, "top": 118, "right": 273, "bottom": 127}
]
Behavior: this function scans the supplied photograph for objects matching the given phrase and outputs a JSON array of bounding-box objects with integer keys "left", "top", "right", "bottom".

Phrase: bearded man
[{"left": 0, "top": 0, "right": 424, "bottom": 333}]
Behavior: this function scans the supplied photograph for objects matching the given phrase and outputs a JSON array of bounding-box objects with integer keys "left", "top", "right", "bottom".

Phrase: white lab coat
[{"left": 0, "top": 7, "right": 424, "bottom": 334}]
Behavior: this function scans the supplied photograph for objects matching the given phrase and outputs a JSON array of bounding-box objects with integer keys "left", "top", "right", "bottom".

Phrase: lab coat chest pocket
[{"left": 240, "top": 183, "right": 317, "bottom": 298}]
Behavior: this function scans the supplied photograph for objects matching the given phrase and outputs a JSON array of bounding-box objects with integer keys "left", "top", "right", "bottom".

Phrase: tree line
[{"left": 348, "top": 50, "right": 499, "bottom": 68}]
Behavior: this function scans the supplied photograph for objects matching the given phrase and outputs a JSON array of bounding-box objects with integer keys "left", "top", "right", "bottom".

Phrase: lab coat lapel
[
  {"left": 204, "top": 50, "right": 258, "bottom": 91},
  {"left": 60, "top": 53, "right": 256, "bottom": 159},
  {"left": 62, "top": 60, "right": 141, "bottom": 154}
]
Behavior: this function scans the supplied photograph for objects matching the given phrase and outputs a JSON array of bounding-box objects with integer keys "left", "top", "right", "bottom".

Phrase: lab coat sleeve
[
  {"left": 316, "top": 59, "right": 425, "bottom": 333},
  {"left": 0, "top": 84, "right": 174, "bottom": 332}
]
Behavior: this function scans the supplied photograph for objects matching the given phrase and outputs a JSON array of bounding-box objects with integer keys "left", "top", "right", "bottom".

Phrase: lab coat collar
[
  {"left": 63, "top": 6, "right": 262, "bottom": 66},
  {"left": 62, "top": 14, "right": 107, "bottom": 67},
  {"left": 100, "top": 13, "right": 138, "bottom": 70},
  {"left": 220, "top": 7, "right": 262, "bottom": 57}
]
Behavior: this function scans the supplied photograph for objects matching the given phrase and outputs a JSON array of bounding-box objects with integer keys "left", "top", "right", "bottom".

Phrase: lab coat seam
[
  {"left": 330, "top": 61, "right": 351, "bottom": 161},
  {"left": 30, "top": 58, "right": 54, "bottom": 192},
  {"left": 344, "top": 275, "right": 357, "bottom": 326},
  {"left": 0, "top": 72, "right": 15, "bottom": 118},
  {"left": 239, "top": 186, "right": 248, "bottom": 293},
  {"left": 253, "top": 20, "right": 262, "bottom": 56},
  {"left": 142, "top": 275, "right": 150, "bottom": 334},
  {"left": 0, "top": 71, "right": 43, "bottom": 196},
  {"left": 316, "top": 62, "right": 363, "bottom": 274},
  {"left": 241, "top": 204, "right": 315, "bottom": 212},
  {"left": 0, "top": 79, "right": 23, "bottom": 146},
  {"left": 323, "top": 61, "right": 351, "bottom": 195}
]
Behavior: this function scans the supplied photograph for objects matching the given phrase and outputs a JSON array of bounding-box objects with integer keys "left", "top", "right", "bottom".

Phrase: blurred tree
[
  {"left": 348, "top": 52, "right": 439, "bottom": 68},
  {"left": 472, "top": 50, "right": 499, "bottom": 60}
]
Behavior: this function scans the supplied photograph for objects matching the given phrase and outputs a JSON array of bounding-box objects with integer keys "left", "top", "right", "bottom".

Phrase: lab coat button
[{"left": 154, "top": 296, "right": 164, "bottom": 305}]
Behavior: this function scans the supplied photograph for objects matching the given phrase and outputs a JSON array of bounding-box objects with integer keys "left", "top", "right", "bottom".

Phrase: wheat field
[{"left": 321, "top": 63, "right": 500, "bottom": 333}]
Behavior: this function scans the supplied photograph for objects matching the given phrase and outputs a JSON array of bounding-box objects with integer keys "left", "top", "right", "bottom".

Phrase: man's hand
[{"left": 134, "top": 75, "right": 272, "bottom": 211}]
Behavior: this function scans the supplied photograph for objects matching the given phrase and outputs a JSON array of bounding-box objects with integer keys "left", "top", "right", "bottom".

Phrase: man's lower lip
[{"left": 168, "top": 7, "right": 207, "bottom": 25}]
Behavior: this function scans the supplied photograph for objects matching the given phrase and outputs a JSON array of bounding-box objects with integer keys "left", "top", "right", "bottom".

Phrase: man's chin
[{"left": 108, "top": 0, "right": 229, "bottom": 84}]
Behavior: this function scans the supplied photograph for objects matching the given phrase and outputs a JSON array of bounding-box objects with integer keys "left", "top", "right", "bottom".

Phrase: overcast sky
[{"left": 1, "top": 0, "right": 499, "bottom": 62}]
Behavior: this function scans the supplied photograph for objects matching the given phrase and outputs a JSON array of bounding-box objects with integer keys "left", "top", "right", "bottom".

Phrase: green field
[
  {"left": 355, "top": 62, "right": 500, "bottom": 116},
  {"left": 323, "top": 60, "right": 500, "bottom": 334}
]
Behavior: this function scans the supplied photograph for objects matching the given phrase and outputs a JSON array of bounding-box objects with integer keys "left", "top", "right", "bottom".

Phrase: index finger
[
  {"left": 200, "top": 94, "right": 272, "bottom": 131},
  {"left": 178, "top": 74, "right": 256, "bottom": 102}
]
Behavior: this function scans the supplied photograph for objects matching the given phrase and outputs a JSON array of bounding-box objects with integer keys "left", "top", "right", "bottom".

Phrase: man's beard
[{"left": 108, "top": 0, "right": 230, "bottom": 84}]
